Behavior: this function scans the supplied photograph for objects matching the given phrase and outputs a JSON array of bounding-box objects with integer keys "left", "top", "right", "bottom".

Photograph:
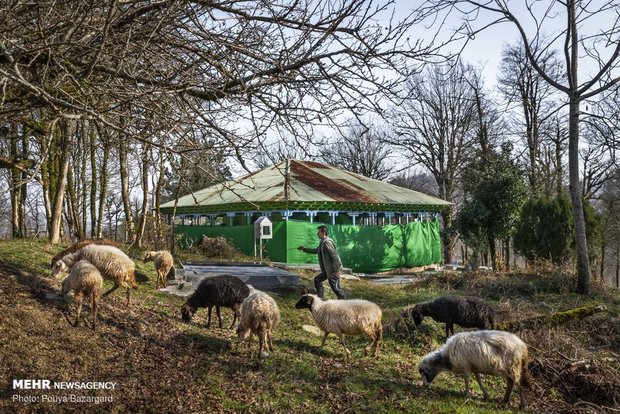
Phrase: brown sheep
[
  {"left": 143, "top": 250, "right": 174, "bottom": 289},
  {"left": 59, "top": 260, "right": 103, "bottom": 329}
]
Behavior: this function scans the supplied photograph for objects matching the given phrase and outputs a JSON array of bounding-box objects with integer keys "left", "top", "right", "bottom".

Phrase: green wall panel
[{"left": 174, "top": 218, "right": 442, "bottom": 273}]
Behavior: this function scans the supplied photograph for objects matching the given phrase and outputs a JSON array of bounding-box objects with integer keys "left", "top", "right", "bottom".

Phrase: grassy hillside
[{"left": 0, "top": 239, "right": 618, "bottom": 413}]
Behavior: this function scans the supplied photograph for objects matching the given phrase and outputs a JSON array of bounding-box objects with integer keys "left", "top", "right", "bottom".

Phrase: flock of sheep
[{"left": 49, "top": 242, "right": 530, "bottom": 409}]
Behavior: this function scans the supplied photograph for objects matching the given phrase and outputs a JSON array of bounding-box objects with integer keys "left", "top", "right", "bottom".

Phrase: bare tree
[
  {"left": 319, "top": 121, "right": 394, "bottom": 180},
  {"left": 498, "top": 40, "right": 562, "bottom": 195},
  {"left": 420, "top": 0, "right": 620, "bottom": 293},
  {"left": 389, "top": 172, "right": 439, "bottom": 195},
  {"left": 1, "top": 0, "right": 436, "bottom": 243},
  {"left": 388, "top": 61, "right": 482, "bottom": 263}
]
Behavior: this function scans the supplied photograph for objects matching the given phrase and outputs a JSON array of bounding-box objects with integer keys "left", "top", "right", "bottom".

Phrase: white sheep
[
  {"left": 236, "top": 289, "right": 280, "bottom": 360},
  {"left": 51, "top": 244, "right": 138, "bottom": 305},
  {"left": 418, "top": 330, "right": 531, "bottom": 409},
  {"left": 59, "top": 260, "right": 103, "bottom": 329},
  {"left": 294, "top": 294, "right": 382, "bottom": 357},
  {"left": 143, "top": 250, "right": 174, "bottom": 289}
]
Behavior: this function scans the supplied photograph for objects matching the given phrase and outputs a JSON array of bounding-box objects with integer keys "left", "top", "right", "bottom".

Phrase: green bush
[{"left": 514, "top": 196, "right": 605, "bottom": 264}]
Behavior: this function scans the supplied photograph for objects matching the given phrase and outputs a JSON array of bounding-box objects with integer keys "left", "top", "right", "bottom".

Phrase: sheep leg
[
  {"left": 336, "top": 334, "right": 352, "bottom": 358},
  {"left": 215, "top": 305, "right": 223, "bottom": 328},
  {"left": 319, "top": 332, "right": 329, "bottom": 347},
  {"left": 463, "top": 372, "right": 471, "bottom": 396},
  {"left": 125, "top": 288, "right": 131, "bottom": 306},
  {"left": 160, "top": 271, "right": 167, "bottom": 288},
  {"left": 230, "top": 304, "right": 240, "bottom": 329},
  {"left": 206, "top": 305, "right": 213, "bottom": 328},
  {"left": 268, "top": 332, "right": 274, "bottom": 352},
  {"left": 372, "top": 323, "right": 382, "bottom": 356},
  {"left": 102, "top": 283, "right": 119, "bottom": 297},
  {"left": 474, "top": 372, "right": 489, "bottom": 400},
  {"left": 91, "top": 293, "right": 98, "bottom": 330},
  {"left": 518, "top": 382, "right": 526, "bottom": 410},
  {"left": 74, "top": 294, "right": 84, "bottom": 327},
  {"left": 445, "top": 323, "right": 454, "bottom": 338},
  {"left": 502, "top": 378, "right": 515, "bottom": 405},
  {"left": 363, "top": 327, "right": 376, "bottom": 357},
  {"left": 258, "top": 332, "right": 265, "bottom": 360}
]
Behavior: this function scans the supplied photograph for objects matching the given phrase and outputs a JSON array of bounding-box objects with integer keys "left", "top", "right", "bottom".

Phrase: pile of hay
[{"left": 194, "top": 235, "right": 241, "bottom": 259}]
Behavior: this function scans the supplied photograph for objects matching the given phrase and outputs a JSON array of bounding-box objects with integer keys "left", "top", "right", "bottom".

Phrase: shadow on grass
[
  {"left": 276, "top": 337, "right": 333, "bottom": 357},
  {"left": 134, "top": 269, "right": 150, "bottom": 284}
]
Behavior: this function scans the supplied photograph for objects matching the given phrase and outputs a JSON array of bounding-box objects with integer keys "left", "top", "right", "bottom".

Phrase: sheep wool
[
  {"left": 52, "top": 244, "right": 137, "bottom": 305},
  {"left": 419, "top": 330, "right": 531, "bottom": 409},
  {"left": 60, "top": 260, "right": 103, "bottom": 329},
  {"left": 50, "top": 238, "right": 118, "bottom": 267},
  {"left": 408, "top": 295, "right": 495, "bottom": 337},
  {"left": 143, "top": 250, "right": 174, "bottom": 289},
  {"left": 181, "top": 275, "right": 250, "bottom": 328},
  {"left": 237, "top": 290, "right": 280, "bottom": 360},
  {"left": 294, "top": 294, "right": 382, "bottom": 357}
]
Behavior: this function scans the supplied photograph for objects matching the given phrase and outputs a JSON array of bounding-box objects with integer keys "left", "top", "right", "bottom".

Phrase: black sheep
[
  {"left": 406, "top": 295, "right": 495, "bottom": 337},
  {"left": 181, "top": 275, "right": 250, "bottom": 328}
]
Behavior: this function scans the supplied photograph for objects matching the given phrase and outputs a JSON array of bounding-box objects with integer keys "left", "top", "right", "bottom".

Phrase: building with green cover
[{"left": 159, "top": 160, "right": 451, "bottom": 273}]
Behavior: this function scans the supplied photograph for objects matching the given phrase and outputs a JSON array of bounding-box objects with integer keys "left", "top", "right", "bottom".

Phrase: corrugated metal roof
[{"left": 160, "top": 160, "right": 451, "bottom": 212}]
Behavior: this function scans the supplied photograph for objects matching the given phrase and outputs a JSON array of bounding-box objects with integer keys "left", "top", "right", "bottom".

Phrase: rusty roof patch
[
  {"left": 301, "top": 160, "right": 329, "bottom": 169},
  {"left": 291, "top": 161, "right": 380, "bottom": 203}
]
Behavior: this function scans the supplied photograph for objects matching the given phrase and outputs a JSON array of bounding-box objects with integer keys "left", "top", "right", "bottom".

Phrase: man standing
[{"left": 298, "top": 225, "right": 345, "bottom": 299}]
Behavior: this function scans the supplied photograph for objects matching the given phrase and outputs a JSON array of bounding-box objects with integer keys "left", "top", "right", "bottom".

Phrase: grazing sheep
[
  {"left": 181, "top": 275, "right": 250, "bottom": 328},
  {"left": 406, "top": 295, "right": 495, "bottom": 337},
  {"left": 52, "top": 244, "right": 138, "bottom": 305},
  {"left": 294, "top": 294, "right": 382, "bottom": 357},
  {"left": 143, "top": 250, "right": 174, "bottom": 289},
  {"left": 59, "top": 260, "right": 103, "bottom": 329},
  {"left": 236, "top": 290, "right": 280, "bottom": 360},
  {"left": 418, "top": 330, "right": 531, "bottom": 409},
  {"left": 51, "top": 238, "right": 118, "bottom": 267}
]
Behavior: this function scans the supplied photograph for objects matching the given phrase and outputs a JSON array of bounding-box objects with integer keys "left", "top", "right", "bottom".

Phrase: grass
[{"left": 0, "top": 238, "right": 619, "bottom": 413}]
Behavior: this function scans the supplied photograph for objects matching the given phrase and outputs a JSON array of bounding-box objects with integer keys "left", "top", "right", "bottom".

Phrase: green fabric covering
[{"left": 174, "top": 218, "right": 442, "bottom": 273}]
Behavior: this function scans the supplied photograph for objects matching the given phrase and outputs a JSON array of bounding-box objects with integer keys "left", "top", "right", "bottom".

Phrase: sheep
[
  {"left": 58, "top": 260, "right": 103, "bottom": 329},
  {"left": 143, "top": 250, "right": 174, "bottom": 289},
  {"left": 51, "top": 244, "right": 138, "bottom": 305},
  {"left": 51, "top": 238, "right": 118, "bottom": 267},
  {"left": 236, "top": 289, "right": 280, "bottom": 360},
  {"left": 405, "top": 295, "right": 495, "bottom": 337},
  {"left": 418, "top": 330, "right": 531, "bottom": 409},
  {"left": 181, "top": 275, "right": 250, "bottom": 328},
  {"left": 294, "top": 294, "right": 382, "bottom": 358}
]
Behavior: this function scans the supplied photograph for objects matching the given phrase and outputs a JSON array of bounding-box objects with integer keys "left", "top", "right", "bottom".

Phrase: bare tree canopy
[
  {"left": 319, "top": 120, "right": 394, "bottom": 180},
  {"left": 418, "top": 0, "right": 620, "bottom": 293},
  {"left": 0, "top": 0, "right": 429, "bottom": 162},
  {"left": 0, "top": 0, "right": 438, "bottom": 242}
]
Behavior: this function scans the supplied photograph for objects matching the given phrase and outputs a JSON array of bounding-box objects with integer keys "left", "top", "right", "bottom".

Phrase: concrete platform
[{"left": 160, "top": 262, "right": 301, "bottom": 297}]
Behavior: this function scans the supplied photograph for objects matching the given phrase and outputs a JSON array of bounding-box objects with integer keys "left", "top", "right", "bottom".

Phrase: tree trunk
[
  {"left": 496, "top": 304, "right": 607, "bottom": 332},
  {"left": 440, "top": 209, "right": 454, "bottom": 264},
  {"left": 10, "top": 123, "right": 23, "bottom": 238},
  {"left": 18, "top": 124, "right": 29, "bottom": 236},
  {"left": 504, "top": 237, "right": 511, "bottom": 271},
  {"left": 89, "top": 122, "right": 98, "bottom": 237},
  {"left": 154, "top": 151, "right": 165, "bottom": 241},
  {"left": 488, "top": 236, "right": 497, "bottom": 270},
  {"left": 119, "top": 135, "right": 135, "bottom": 243},
  {"left": 567, "top": 1, "right": 591, "bottom": 294},
  {"left": 96, "top": 126, "right": 110, "bottom": 238},
  {"left": 133, "top": 141, "right": 150, "bottom": 248},
  {"left": 569, "top": 99, "right": 591, "bottom": 294},
  {"left": 49, "top": 121, "right": 72, "bottom": 245}
]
